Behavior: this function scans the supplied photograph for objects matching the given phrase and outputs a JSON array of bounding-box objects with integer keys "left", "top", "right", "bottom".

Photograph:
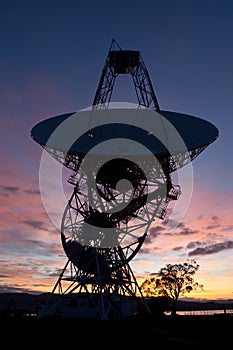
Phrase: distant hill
[
  {"left": 0, "top": 292, "right": 233, "bottom": 315},
  {"left": 175, "top": 299, "right": 233, "bottom": 311},
  {"left": 0, "top": 292, "right": 58, "bottom": 314}
]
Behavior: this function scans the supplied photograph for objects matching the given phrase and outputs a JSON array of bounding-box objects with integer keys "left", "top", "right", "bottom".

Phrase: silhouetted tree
[{"left": 141, "top": 259, "right": 203, "bottom": 316}]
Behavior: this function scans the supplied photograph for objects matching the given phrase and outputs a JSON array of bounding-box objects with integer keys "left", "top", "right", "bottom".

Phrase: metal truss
[
  {"left": 92, "top": 38, "right": 160, "bottom": 111},
  {"left": 40, "top": 39, "right": 200, "bottom": 320}
]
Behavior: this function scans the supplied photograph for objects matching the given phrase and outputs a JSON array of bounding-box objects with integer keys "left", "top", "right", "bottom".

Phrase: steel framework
[
  {"left": 38, "top": 39, "right": 181, "bottom": 320},
  {"left": 93, "top": 38, "right": 160, "bottom": 111}
]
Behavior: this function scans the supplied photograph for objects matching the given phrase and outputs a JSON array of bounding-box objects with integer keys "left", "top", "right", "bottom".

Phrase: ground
[{"left": 2, "top": 314, "right": 233, "bottom": 348}]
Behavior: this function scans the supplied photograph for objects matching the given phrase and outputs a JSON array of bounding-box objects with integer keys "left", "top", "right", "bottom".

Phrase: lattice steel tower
[{"left": 31, "top": 39, "right": 219, "bottom": 320}]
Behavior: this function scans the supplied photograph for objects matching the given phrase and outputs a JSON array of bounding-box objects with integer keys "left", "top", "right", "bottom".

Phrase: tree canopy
[{"left": 141, "top": 259, "right": 203, "bottom": 316}]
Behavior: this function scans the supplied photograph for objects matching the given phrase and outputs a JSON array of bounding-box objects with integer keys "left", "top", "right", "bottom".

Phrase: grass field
[{"left": 2, "top": 313, "right": 233, "bottom": 348}]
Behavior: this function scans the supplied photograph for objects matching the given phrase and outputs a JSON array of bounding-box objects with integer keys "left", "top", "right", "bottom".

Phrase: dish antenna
[{"left": 31, "top": 39, "right": 219, "bottom": 320}]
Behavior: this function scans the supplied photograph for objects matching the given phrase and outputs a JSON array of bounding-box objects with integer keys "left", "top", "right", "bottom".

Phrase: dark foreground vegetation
[
  {"left": 1, "top": 313, "right": 233, "bottom": 348},
  {"left": 1, "top": 293, "right": 233, "bottom": 348}
]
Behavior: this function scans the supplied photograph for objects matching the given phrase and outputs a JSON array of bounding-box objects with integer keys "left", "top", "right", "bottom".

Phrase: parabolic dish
[{"left": 31, "top": 108, "right": 219, "bottom": 169}]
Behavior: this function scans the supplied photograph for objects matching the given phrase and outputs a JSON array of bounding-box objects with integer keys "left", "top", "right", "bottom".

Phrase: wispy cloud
[
  {"left": 146, "top": 225, "right": 165, "bottom": 243},
  {"left": 172, "top": 246, "right": 183, "bottom": 251},
  {"left": 23, "top": 188, "right": 41, "bottom": 195},
  {"left": 178, "top": 226, "right": 199, "bottom": 235},
  {"left": 188, "top": 240, "right": 233, "bottom": 256},
  {"left": 21, "top": 219, "right": 50, "bottom": 232},
  {"left": 0, "top": 185, "right": 19, "bottom": 195}
]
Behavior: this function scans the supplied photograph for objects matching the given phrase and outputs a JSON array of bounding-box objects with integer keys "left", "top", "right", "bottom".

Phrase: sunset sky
[{"left": 0, "top": 0, "right": 233, "bottom": 301}]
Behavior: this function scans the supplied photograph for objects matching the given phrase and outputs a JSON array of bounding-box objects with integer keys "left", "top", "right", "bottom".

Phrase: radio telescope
[{"left": 31, "top": 39, "right": 219, "bottom": 320}]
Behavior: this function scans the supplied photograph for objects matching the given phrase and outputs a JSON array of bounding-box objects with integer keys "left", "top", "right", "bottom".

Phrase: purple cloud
[
  {"left": 0, "top": 185, "right": 19, "bottom": 195},
  {"left": 172, "top": 246, "right": 183, "bottom": 251},
  {"left": 21, "top": 219, "right": 50, "bottom": 231},
  {"left": 24, "top": 188, "right": 41, "bottom": 195},
  {"left": 189, "top": 240, "right": 233, "bottom": 256}
]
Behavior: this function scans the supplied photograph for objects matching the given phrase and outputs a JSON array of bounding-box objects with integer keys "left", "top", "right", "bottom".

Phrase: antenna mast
[{"left": 93, "top": 38, "right": 160, "bottom": 111}]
